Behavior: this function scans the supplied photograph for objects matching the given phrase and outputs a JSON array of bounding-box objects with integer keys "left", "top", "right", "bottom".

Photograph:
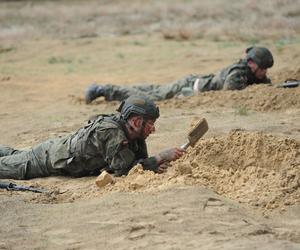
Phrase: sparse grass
[
  {"left": 1, "top": 0, "right": 299, "bottom": 44},
  {"left": 48, "top": 56, "right": 72, "bottom": 64},
  {"left": 0, "top": 46, "right": 15, "bottom": 54},
  {"left": 274, "top": 38, "right": 295, "bottom": 53},
  {"left": 247, "top": 37, "right": 260, "bottom": 45},
  {"left": 234, "top": 105, "right": 250, "bottom": 116},
  {"left": 217, "top": 41, "right": 239, "bottom": 49},
  {"left": 131, "top": 40, "right": 146, "bottom": 46},
  {"left": 116, "top": 52, "right": 125, "bottom": 59},
  {"left": 0, "top": 0, "right": 299, "bottom": 81}
]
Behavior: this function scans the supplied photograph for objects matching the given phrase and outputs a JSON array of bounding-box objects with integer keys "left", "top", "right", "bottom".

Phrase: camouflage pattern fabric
[
  {"left": 197, "top": 59, "right": 271, "bottom": 91},
  {"left": 102, "top": 75, "right": 198, "bottom": 101},
  {"left": 101, "top": 59, "right": 271, "bottom": 101},
  {"left": 0, "top": 114, "right": 158, "bottom": 180}
]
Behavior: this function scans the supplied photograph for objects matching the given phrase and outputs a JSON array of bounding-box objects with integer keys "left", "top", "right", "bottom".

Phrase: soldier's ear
[
  {"left": 136, "top": 116, "right": 144, "bottom": 127},
  {"left": 247, "top": 58, "right": 255, "bottom": 66},
  {"left": 129, "top": 115, "right": 143, "bottom": 127}
]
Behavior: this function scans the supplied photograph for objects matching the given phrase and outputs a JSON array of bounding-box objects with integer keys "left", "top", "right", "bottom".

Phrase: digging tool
[
  {"left": 276, "top": 79, "right": 300, "bottom": 88},
  {"left": 180, "top": 118, "right": 209, "bottom": 150}
]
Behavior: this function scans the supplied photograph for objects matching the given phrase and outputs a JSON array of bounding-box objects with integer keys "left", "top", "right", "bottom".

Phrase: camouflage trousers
[
  {"left": 0, "top": 141, "right": 61, "bottom": 180},
  {"left": 102, "top": 74, "right": 200, "bottom": 101}
]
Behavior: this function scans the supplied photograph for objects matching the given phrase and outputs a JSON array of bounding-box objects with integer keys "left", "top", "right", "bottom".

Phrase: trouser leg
[
  {"left": 0, "top": 145, "right": 23, "bottom": 157},
  {"left": 103, "top": 75, "right": 198, "bottom": 101},
  {"left": 103, "top": 84, "right": 148, "bottom": 101},
  {"left": 142, "top": 75, "right": 198, "bottom": 100},
  {"left": 0, "top": 150, "right": 37, "bottom": 180},
  {"left": 0, "top": 140, "right": 55, "bottom": 180}
]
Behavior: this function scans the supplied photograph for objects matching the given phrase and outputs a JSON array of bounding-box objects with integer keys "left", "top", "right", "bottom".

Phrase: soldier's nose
[{"left": 151, "top": 126, "right": 155, "bottom": 133}]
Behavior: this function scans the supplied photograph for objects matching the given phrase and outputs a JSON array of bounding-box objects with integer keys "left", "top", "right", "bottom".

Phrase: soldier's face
[
  {"left": 249, "top": 60, "right": 267, "bottom": 79},
  {"left": 141, "top": 119, "right": 156, "bottom": 139},
  {"left": 254, "top": 67, "right": 267, "bottom": 79}
]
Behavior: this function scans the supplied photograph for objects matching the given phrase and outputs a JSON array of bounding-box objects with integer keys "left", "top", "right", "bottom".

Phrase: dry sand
[{"left": 0, "top": 0, "right": 300, "bottom": 249}]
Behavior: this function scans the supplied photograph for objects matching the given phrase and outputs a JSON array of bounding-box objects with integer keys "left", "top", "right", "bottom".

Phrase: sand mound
[
  {"left": 273, "top": 67, "right": 300, "bottom": 83},
  {"left": 159, "top": 84, "right": 300, "bottom": 112},
  {"left": 172, "top": 130, "right": 300, "bottom": 211},
  {"left": 107, "top": 130, "right": 300, "bottom": 212},
  {"left": 28, "top": 131, "right": 300, "bottom": 213}
]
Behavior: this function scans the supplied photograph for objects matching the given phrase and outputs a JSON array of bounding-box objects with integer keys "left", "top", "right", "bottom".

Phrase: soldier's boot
[{"left": 85, "top": 83, "right": 105, "bottom": 104}]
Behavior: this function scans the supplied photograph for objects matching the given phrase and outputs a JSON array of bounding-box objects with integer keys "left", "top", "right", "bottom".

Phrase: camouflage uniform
[
  {"left": 100, "top": 59, "right": 271, "bottom": 102},
  {"left": 0, "top": 114, "right": 158, "bottom": 180}
]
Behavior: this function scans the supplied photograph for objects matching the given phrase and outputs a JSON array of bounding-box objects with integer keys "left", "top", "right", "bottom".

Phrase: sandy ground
[{"left": 0, "top": 1, "right": 300, "bottom": 249}]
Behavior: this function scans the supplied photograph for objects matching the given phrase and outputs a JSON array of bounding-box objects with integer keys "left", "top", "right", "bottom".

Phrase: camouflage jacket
[
  {"left": 49, "top": 114, "right": 158, "bottom": 177},
  {"left": 197, "top": 59, "right": 271, "bottom": 92}
]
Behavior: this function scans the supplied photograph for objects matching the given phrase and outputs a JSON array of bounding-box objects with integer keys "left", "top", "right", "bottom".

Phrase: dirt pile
[
  {"left": 107, "top": 130, "right": 300, "bottom": 212},
  {"left": 160, "top": 84, "right": 300, "bottom": 112},
  {"left": 172, "top": 130, "right": 300, "bottom": 212},
  {"left": 27, "top": 131, "right": 300, "bottom": 213},
  {"left": 273, "top": 67, "right": 300, "bottom": 83}
]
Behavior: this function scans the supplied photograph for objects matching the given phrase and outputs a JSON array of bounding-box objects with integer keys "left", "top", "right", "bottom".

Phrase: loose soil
[{"left": 0, "top": 1, "right": 300, "bottom": 249}]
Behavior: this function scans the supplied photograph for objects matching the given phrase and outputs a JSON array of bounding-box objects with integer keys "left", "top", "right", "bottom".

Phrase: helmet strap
[
  {"left": 140, "top": 117, "right": 147, "bottom": 137},
  {"left": 253, "top": 67, "right": 259, "bottom": 75}
]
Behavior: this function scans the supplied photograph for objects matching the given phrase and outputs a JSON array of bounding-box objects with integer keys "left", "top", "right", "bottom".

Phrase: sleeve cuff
[{"left": 140, "top": 157, "right": 159, "bottom": 172}]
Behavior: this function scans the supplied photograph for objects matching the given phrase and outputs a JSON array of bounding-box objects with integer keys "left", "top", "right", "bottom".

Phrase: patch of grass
[
  {"left": 275, "top": 39, "right": 291, "bottom": 46},
  {"left": 66, "top": 65, "right": 74, "bottom": 74},
  {"left": 48, "top": 56, "right": 72, "bottom": 64},
  {"left": 78, "top": 57, "right": 90, "bottom": 64},
  {"left": 210, "top": 35, "right": 221, "bottom": 42},
  {"left": 247, "top": 37, "right": 259, "bottom": 45},
  {"left": 47, "top": 115, "right": 64, "bottom": 122},
  {"left": 131, "top": 40, "right": 146, "bottom": 46},
  {"left": 0, "top": 46, "right": 15, "bottom": 54},
  {"left": 217, "top": 41, "right": 239, "bottom": 49},
  {"left": 116, "top": 52, "right": 125, "bottom": 59},
  {"left": 189, "top": 41, "right": 198, "bottom": 47},
  {"left": 274, "top": 38, "right": 291, "bottom": 53},
  {"left": 78, "top": 33, "right": 98, "bottom": 39},
  {"left": 195, "top": 32, "right": 204, "bottom": 40},
  {"left": 234, "top": 105, "right": 250, "bottom": 116}
]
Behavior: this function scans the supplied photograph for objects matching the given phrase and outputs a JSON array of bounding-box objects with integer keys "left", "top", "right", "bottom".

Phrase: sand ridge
[{"left": 160, "top": 83, "right": 300, "bottom": 112}]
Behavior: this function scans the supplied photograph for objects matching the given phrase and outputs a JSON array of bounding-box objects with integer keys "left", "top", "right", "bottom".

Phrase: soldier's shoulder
[
  {"left": 100, "top": 116, "right": 126, "bottom": 134},
  {"left": 224, "top": 59, "right": 248, "bottom": 75},
  {"left": 90, "top": 114, "right": 120, "bottom": 129},
  {"left": 90, "top": 114, "right": 127, "bottom": 139},
  {"left": 100, "top": 119, "right": 120, "bottom": 129},
  {"left": 231, "top": 59, "right": 248, "bottom": 69}
]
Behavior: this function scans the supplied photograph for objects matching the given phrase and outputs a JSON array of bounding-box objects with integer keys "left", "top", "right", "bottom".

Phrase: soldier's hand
[
  {"left": 157, "top": 147, "right": 185, "bottom": 163},
  {"left": 156, "top": 164, "right": 168, "bottom": 174}
]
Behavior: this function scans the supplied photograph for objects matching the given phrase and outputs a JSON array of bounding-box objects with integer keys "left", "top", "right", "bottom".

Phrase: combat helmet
[
  {"left": 246, "top": 46, "right": 274, "bottom": 69},
  {"left": 117, "top": 95, "right": 160, "bottom": 121}
]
